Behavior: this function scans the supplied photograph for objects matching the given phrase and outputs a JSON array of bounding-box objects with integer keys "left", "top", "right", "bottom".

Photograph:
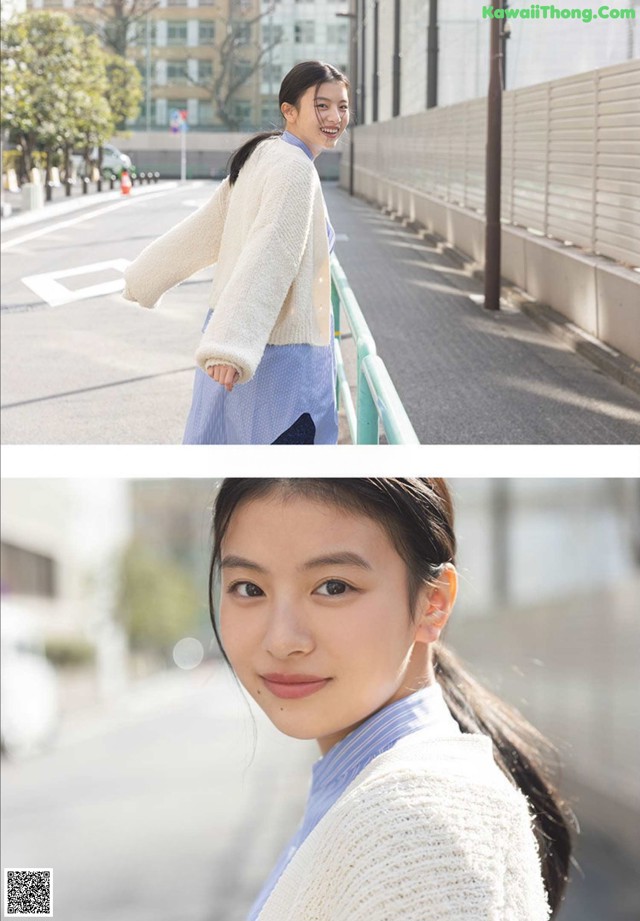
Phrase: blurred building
[
  {"left": 129, "top": 479, "right": 218, "bottom": 581},
  {"left": 447, "top": 478, "right": 640, "bottom": 868},
  {"left": 1, "top": 480, "right": 132, "bottom": 703}
]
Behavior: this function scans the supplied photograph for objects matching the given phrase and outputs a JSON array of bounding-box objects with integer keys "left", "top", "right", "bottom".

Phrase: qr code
[{"left": 4, "top": 869, "right": 53, "bottom": 917}]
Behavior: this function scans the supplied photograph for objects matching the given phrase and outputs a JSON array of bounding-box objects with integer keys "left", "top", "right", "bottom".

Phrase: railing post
[
  {"left": 331, "top": 275, "right": 342, "bottom": 404},
  {"left": 356, "top": 339, "right": 378, "bottom": 444}
]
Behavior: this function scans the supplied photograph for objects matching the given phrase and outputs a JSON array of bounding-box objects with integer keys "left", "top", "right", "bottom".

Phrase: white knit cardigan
[
  {"left": 122, "top": 136, "right": 332, "bottom": 383},
  {"left": 258, "top": 731, "right": 551, "bottom": 921}
]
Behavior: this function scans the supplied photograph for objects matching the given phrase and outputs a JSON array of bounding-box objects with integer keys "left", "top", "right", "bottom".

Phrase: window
[
  {"left": 294, "top": 21, "right": 314, "bottom": 43},
  {"left": 231, "top": 0, "right": 252, "bottom": 12},
  {"left": 198, "top": 100, "right": 215, "bottom": 124},
  {"left": 129, "top": 21, "right": 157, "bottom": 46},
  {"left": 169, "top": 0, "right": 188, "bottom": 5},
  {"left": 198, "top": 21, "right": 216, "bottom": 44},
  {"left": 167, "top": 60, "right": 189, "bottom": 83},
  {"left": 326, "top": 23, "right": 349, "bottom": 43},
  {"left": 199, "top": 0, "right": 215, "bottom": 5},
  {"left": 232, "top": 60, "right": 253, "bottom": 82},
  {"left": 233, "top": 21, "right": 252, "bottom": 45},
  {"left": 167, "top": 20, "right": 188, "bottom": 45},
  {"left": 263, "top": 23, "right": 284, "bottom": 45},
  {"left": 262, "top": 62, "right": 283, "bottom": 84},
  {"left": 198, "top": 59, "right": 213, "bottom": 81},
  {"left": 232, "top": 101, "right": 252, "bottom": 124},
  {"left": 0, "top": 542, "right": 56, "bottom": 598}
]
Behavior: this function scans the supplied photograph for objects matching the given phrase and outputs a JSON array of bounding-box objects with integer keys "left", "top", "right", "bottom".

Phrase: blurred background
[{"left": 1, "top": 478, "right": 639, "bottom": 920}]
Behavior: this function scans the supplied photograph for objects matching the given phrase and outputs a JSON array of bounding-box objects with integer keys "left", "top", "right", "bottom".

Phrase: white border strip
[{"left": 1, "top": 445, "right": 638, "bottom": 479}]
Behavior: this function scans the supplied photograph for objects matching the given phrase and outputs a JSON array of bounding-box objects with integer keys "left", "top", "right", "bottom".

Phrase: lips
[
  {"left": 321, "top": 128, "right": 339, "bottom": 137},
  {"left": 261, "top": 672, "right": 331, "bottom": 700}
]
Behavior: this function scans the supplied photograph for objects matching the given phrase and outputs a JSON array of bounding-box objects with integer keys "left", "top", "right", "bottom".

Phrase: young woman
[
  {"left": 209, "top": 478, "right": 574, "bottom": 921},
  {"left": 122, "top": 61, "right": 348, "bottom": 445}
]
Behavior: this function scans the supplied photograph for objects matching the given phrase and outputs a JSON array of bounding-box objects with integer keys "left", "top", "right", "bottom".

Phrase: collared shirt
[{"left": 247, "top": 683, "right": 461, "bottom": 919}]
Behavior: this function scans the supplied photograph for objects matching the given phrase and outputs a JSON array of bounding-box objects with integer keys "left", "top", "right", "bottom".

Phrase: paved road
[
  {"left": 1, "top": 183, "right": 215, "bottom": 444},
  {"left": 2, "top": 180, "right": 639, "bottom": 444},
  {"left": 1, "top": 662, "right": 314, "bottom": 921}
]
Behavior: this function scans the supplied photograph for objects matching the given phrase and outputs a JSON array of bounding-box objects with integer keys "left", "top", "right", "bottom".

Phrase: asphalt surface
[
  {"left": 2, "top": 179, "right": 639, "bottom": 444},
  {"left": 1, "top": 662, "right": 315, "bottom": 921}
]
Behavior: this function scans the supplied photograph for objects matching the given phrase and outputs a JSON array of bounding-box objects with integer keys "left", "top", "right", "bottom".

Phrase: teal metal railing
[{"left": 331, "top": 254, "right": 420, "bottom": 445}]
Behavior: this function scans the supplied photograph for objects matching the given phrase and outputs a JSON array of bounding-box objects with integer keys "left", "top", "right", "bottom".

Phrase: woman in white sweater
[
  {"left": 123, "top": 61, "right": 348, "bottom": 445},
  {"left": 208, "top": 478, "right": 574, "bottom": 921}
]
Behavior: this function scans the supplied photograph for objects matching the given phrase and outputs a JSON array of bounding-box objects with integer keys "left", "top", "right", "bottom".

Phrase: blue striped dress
[
  {"left": 248, "top": 683, "right": 462, "bottom": 920},
  {"left": 182, "top": 131, "right": 338, "bottom": 445}
]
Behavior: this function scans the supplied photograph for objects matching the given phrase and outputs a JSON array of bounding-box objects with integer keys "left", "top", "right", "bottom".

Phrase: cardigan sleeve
[
  {"left": 122, "top": 177, "right": 231, "bottom": 309},
  {"left": 193, "top": 156, "right": 317, "bottom": 383}
]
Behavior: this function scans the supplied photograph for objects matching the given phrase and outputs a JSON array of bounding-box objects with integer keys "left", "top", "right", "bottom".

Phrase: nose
[{"left": 262, "top": 597, "right": 314, "bottom": 659}]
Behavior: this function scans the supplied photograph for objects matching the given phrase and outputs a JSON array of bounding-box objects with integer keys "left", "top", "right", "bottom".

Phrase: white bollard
[{"left": 21, "top": 182, "right": 45, "bottom": 211}]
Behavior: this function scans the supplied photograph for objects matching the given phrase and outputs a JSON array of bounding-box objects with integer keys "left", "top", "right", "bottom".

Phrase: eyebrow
[
  {"left": 221, "top": 555, "right": 268, "bottom": 573},
  {"left": 220, "top": 551, "right": 372, "bottom": 573},
  {"left": 302, "top": 552, "right": 372, "bottom": 570},
  {"left": 315, "top": 96, "right": 349, "bottom": 103}
]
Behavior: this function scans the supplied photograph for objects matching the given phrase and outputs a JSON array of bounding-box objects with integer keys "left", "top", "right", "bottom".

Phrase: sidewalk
[
  {"left": 324, "top": 182, "right": 640, "bottom": 445},
  {"left": 1, "top": 178, "right": 172, "bottom": 230}
]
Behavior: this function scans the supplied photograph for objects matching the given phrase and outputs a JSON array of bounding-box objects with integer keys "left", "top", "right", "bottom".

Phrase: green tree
[
  {"left": 0, "top": 12, "right": 117, "bottom": 181},
  {"left": 104, "top": 53, "right": 143, "bottom": 131},
  {"left": 117, "top": 540, "right": 201, "bottom": 663}
]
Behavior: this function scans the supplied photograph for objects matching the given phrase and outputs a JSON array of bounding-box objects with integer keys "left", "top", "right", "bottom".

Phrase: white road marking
[{"left": 21, "top": 259, "right": 131, "bottom": 307}]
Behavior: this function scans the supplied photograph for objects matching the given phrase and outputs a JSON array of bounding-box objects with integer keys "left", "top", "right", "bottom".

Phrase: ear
[
  {"left": 413, "top": 564, "right": 458, "bottom": 645},
  {"left": 281, "top": 102, "right": 296, "bottom": 124}
]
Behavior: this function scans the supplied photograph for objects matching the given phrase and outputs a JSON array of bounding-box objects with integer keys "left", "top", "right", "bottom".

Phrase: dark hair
[
  {"left": 208, "top": 478, "right": 574, "bottom": 915},
  {"left": 226, "top": 60, "right": 350, "bottom": 185}
]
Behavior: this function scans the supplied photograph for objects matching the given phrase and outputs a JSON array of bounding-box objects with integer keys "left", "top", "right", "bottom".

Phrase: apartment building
[{"left": 25, "top": 0, "right": 350, "bottom": 132}]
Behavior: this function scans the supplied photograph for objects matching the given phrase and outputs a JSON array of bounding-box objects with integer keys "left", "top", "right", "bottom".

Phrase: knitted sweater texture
[
  {"left": 258, "top": 732, "right": 550, "bottom": 921},
  {"left": 122, "top": 136, "right": 331, "bottom": 383}
]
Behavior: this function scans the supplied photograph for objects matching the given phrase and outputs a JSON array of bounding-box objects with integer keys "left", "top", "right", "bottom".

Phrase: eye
[
  {"left": 315, "top": 580, "right": 350, "bottom": 597},
  {"left": 230, "top": 581, "right": 264, "bottom": 598}
]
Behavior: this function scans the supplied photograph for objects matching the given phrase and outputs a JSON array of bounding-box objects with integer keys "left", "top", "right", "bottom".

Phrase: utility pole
[
  {"left": 372, "top": 0, "right": 379, "bottom": 122},
  {"left": 337, "top": 0, "right": 358, "bottom": 195},
  {"left": 484, "top": 0, "right": 504, "bottom": 311},
  {"left": 392, "top": 0, "right": 401, "bottom": 116},
  {"left": 426, "top": 0, "right": 438, "bottom": 109}
]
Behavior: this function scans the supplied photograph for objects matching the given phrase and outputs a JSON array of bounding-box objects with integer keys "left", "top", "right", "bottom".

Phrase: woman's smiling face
[
  {"left": 219, "top": 492, "right": 444, "bottom": 754},
  {"left": 281, "top": 81, "right": 350, "bottom": 157}
]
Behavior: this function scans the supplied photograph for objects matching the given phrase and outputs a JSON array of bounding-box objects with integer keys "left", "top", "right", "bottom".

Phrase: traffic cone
[{"left": 120, "top": 169, "right": 132, "bottom": 196}]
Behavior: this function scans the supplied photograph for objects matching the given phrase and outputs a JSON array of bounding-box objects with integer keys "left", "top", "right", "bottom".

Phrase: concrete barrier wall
[{"left": 349, "top": 165, "right": 640, "bottom": 363}]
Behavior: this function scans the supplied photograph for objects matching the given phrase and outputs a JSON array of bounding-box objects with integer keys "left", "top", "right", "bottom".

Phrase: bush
[{"left": 44, "top": 636, "right": 96, "bottom": 669}]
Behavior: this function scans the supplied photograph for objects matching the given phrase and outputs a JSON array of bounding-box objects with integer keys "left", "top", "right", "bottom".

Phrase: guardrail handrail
[{"left": 331, "top": 253, "right": 420, "bottom": 445}]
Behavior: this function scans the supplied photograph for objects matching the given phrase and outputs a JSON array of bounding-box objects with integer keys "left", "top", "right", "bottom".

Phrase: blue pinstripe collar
[{"left": 312, "top": 683, "right": 454, "bottom": 791}]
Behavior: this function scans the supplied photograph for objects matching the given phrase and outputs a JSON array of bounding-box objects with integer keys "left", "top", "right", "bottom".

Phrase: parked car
[{"left": 71, "top": 143, "right": 136, "bottom": 179}]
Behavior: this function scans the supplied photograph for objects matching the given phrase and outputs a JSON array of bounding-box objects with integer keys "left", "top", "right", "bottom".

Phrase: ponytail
[
  {"left": 227, "top": 130, "right": 282, "bottom": 186},
  {"left": 433, "top": 643, "right": 574, "bottom": 916}
]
